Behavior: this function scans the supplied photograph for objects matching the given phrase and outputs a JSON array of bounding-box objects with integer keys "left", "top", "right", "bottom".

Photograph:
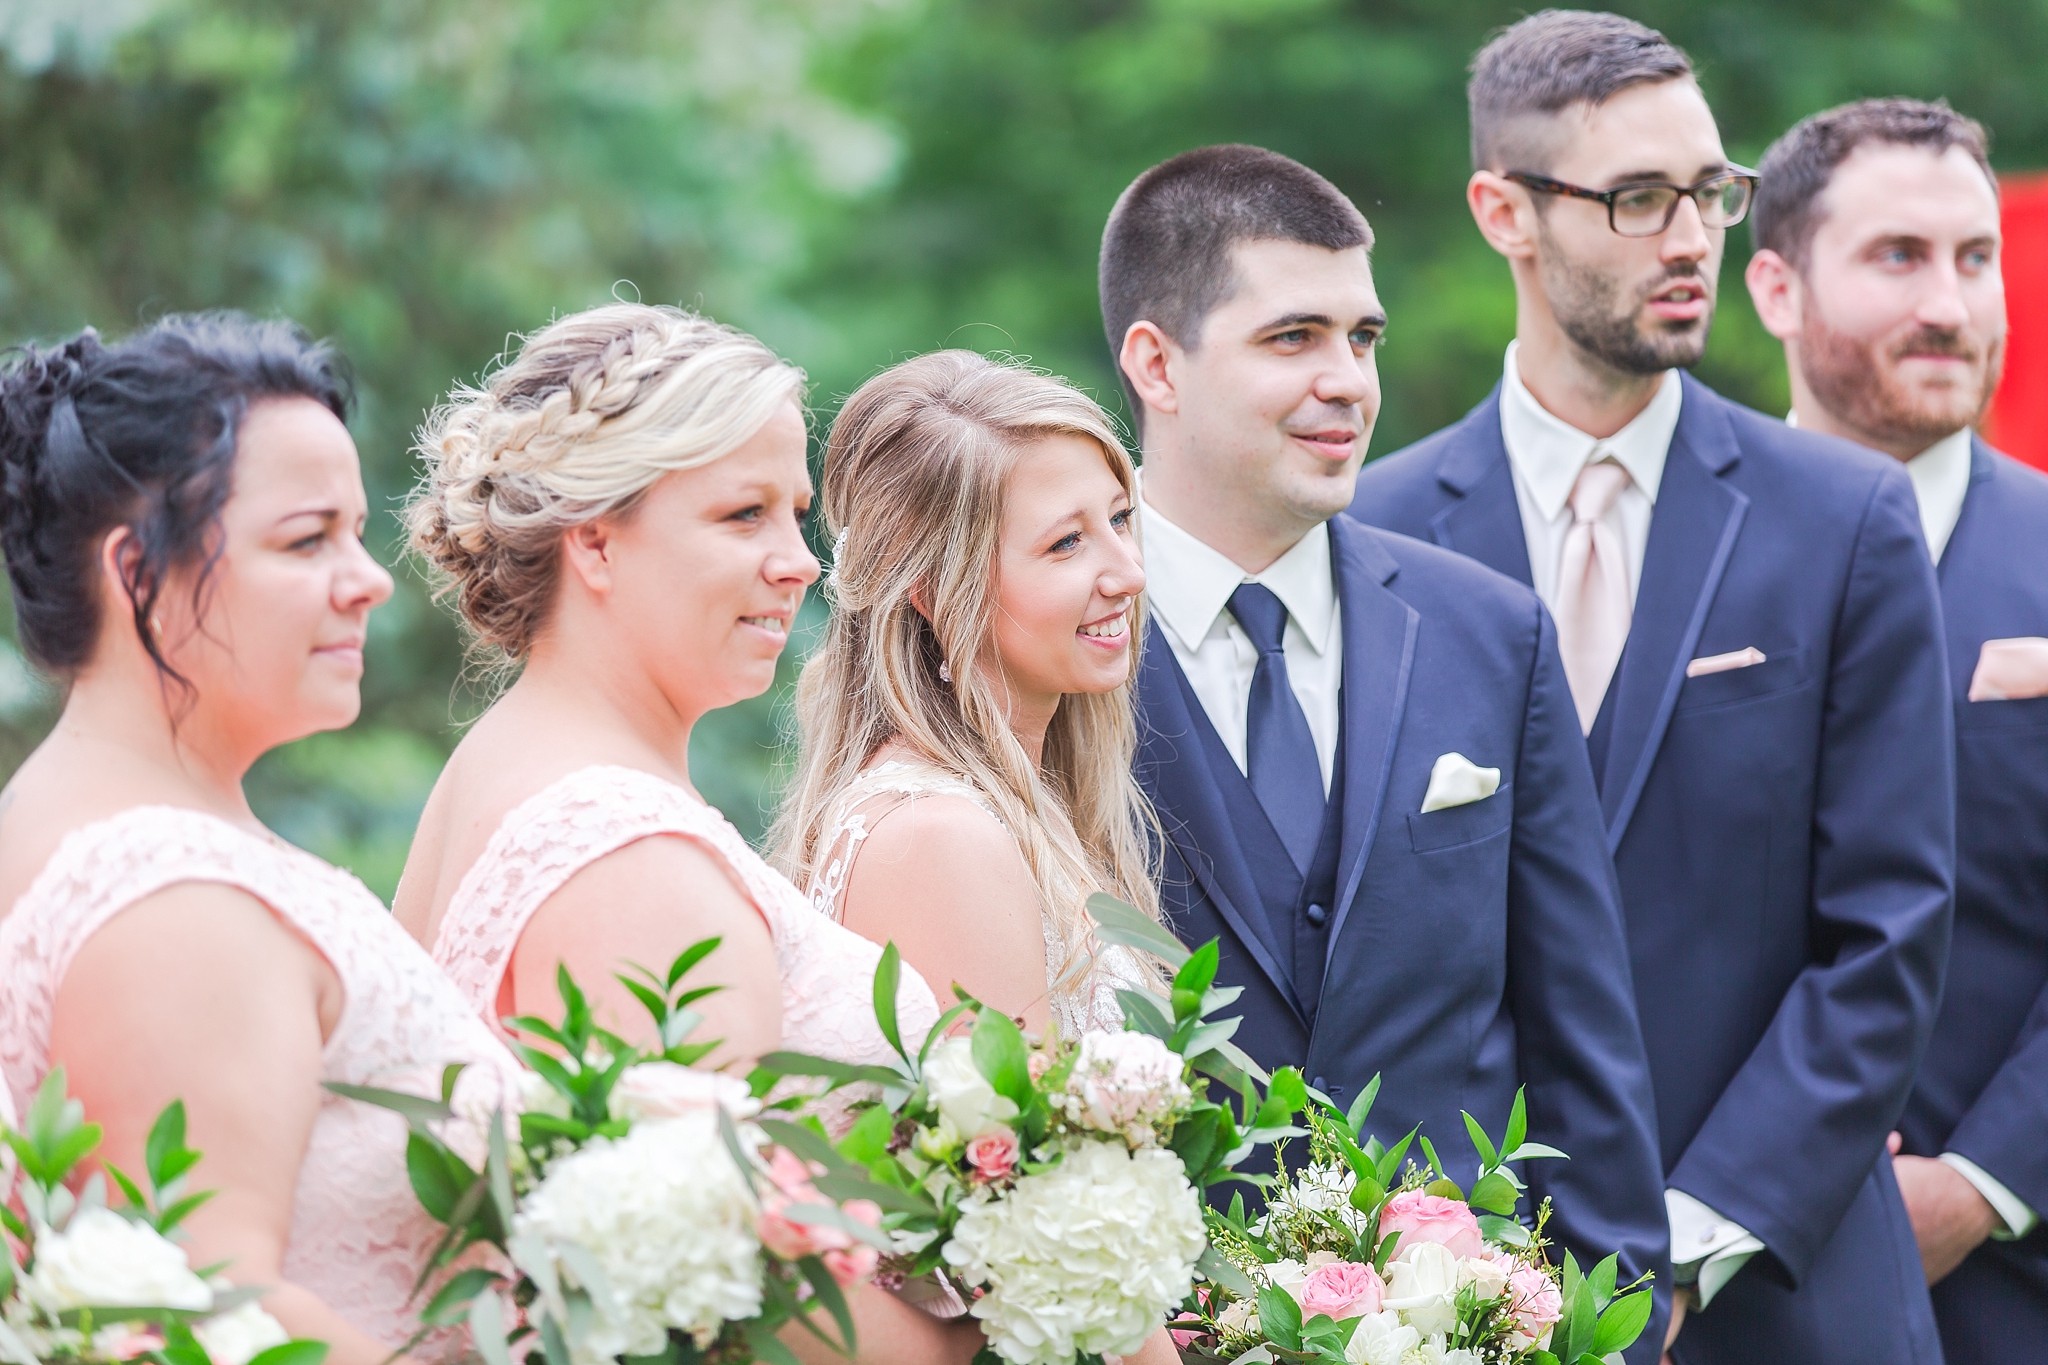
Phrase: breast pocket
[
  {"left": 1676, "top": 647, "right": 1808, "bottom": 713},
  {"left": 1407, "top": 783, "right": 1514, "bottom": 853},
  {"left": 1957, "top": 694, "right": 2048, "bottom": 732}
]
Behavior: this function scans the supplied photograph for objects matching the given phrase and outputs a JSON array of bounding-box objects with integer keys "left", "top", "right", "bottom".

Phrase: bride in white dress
[
  {"left": 0, "top": 315, "right": 519, "bottom": 1365},
  {"left": 773, "top": 349, "right": 1166, "bottom": 1047}
]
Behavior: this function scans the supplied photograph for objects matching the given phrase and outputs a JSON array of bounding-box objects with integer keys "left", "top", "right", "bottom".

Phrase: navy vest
[{"left": 1164, "top": 658, "right": 1347, "bottom": 1021}]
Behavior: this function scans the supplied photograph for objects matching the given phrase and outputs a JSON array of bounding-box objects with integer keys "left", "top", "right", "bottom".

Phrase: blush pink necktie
[{"left": 1554, "top": 458, "right": 1634, "bottom": 733}]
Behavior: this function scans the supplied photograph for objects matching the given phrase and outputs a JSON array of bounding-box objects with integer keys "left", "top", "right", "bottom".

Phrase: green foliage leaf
[
  {"left": 971, "top": 1007, "right": 1032, "bottom": 1108},
  {"left": 1256, "top": 1284, "right": 1302, "bottom": 1353},
  {"left": 1591, "top": 1286, "right": 1655, "bottom": 1356},
  {"left": 1467, "top": 1170, "right": 1520, "bottom": 1216},
  {"left": 873, "top": 941, "right": 907, "bottom": 1064},
  {"left": 420, "top": 1268, "right": 502, "bottom": 1327},
  {"left": 1086, "top": 892, "right": 1191, "bottom": 967},
  {"left": 324, "top": 1082, "right": 455, "bottom": 1135},
  {"left": 1195, "top": 1243, "right": 1256, "bottom": 1297},
  {"left": 406, "top": 1132, "right": 467, "bottom": 1223},
  {"left": 1462, "top": 1110, "right": 1499, "bottom": 1169},
  {"left": 244, "top": 1344, "right": 328, "bottom": 1365}
]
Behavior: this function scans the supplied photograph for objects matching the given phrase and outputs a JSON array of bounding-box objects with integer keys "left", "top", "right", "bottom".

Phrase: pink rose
[
  {"left": 822, "top": 1243, "right": 880, "bottom": 1287},
  {"left": 1506, "top": 1264, "right": 1563, "bottom": 1348},
  {"left": 964, "top": 1128, "right": 1021, "bottom": 1183},
  {"left": 1168, "top": 1311, "right": 1209, "bottom": 1348},
  {"left": 1297, "top": 1260, "right": 1386, "bottom": 1321},
  {"left": 1377, "top": 1191, "right": 1484, "bottom": 1260},
  {"left": 756, "top": 1148, "right": 833, "bottom": 1260}
]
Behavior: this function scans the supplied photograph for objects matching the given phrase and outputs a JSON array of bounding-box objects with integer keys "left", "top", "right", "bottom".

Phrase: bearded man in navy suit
[
  {"left": 1347, "top": 14, "right": 1954, "bottom": 1365},
  {"left": 1099, "top": 142, "right": 1670, "bottom": 1358},
  {"left": 1746, "top": 97, "right": 2048, "bottom": 1365}
]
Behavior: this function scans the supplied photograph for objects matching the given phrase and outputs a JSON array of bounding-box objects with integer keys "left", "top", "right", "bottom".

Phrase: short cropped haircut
[
  {"left": 1099, "top": 144, "right": 1371, "bottom": 416},
  {"left": 1468, "top": 10, "right": 1694, "bottom": 172},
  {"left": 1751, "top": 98, "right": 1996, "bottom": 269}
]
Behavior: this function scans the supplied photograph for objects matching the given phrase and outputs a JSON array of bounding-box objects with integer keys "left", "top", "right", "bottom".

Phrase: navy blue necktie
[{"left": 1228, "top": 582, "right": 1325, "bottom": 873}]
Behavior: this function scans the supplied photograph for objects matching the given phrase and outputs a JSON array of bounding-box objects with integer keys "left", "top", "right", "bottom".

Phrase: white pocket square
[
  {"left": 1421, "top": 752, "right": 1501, "bottom": 813},
  {"left": 1970, "top": 637, "right": 2048, "bottom": 701},
  {"left": 1687, "top": 647, "right": 1767, "bottom": 678}
]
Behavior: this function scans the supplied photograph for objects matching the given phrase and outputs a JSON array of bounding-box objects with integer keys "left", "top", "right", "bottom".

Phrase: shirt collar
[
  {"left": 1500, "top": 340, "right": 1682, "bottom": 520},
  {"left": 1904, "top": 426, "right": 1975, "bottom": 561},
  {"left": 1136, "top": 494, "right": 1338, "bottom": 655}
]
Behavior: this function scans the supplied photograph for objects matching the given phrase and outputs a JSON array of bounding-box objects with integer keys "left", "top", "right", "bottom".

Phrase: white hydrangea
[
  {"left": 513, "top": 1113, "right": 763, "bottom": 1363},
  {"left": 607, "top": 1063, "right": 759, "bottom": 1124},
  {"left": 27, "top": 1207, "right": 212, "bottom": 1313},
  {"left": 943, "top": 1142, "right": 1205, "bottom": 1365},
  {"left": 194, "top": 1300, "right": 291, "bottom": 1365},
  {"left": 1059, "top": 1032, "right": 1190, "bottom": 1146}
]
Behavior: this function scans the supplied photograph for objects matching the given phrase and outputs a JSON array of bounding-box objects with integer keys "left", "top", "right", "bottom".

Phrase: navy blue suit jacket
[
  {"left": 1134, "top": 514, "right": 1671, "bottom": 1356},
  {"left": 1896, "top": 438, "right": 2048, "bottom": 1365},
  {"left": 1348, "top": 376, "right": 1955, "bottom": 1365}
]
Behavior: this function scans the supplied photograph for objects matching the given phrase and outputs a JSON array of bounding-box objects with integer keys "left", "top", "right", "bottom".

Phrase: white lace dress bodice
[
  {"left": 0, "top": 807, "right": 523, "bottom": 1360},
  {"left": 431, "top": 765, "right": 941, "bottom": 1074},
  {"left": 805, "top": 760, "right": 1149, "bottom": 1039}
]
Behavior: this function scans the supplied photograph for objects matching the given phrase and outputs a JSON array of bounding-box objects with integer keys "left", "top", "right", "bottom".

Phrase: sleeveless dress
[
  {"left": 0, "top": 807, "right": 523, "bottom": 1359},
  {"left": 431, "top": 764, "right": 942, "bottom": 1077},
  {"left": 804, "top": 759, "right": 1150, "bottom": 1039}
]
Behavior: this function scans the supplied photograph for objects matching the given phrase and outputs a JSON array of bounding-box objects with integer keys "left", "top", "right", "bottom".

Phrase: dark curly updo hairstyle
[{"left": 0, "top": 311, "right": 353, "bottom": 689}]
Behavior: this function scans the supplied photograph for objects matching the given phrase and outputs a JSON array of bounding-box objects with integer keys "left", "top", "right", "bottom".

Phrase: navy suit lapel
[
  {"left": 1427, "top": 386, "right": 1535, "bottom": 588},
  {"left": 1939, "top": 437, "right": 1998, "bottom": 588},
  {"left": 1323, "top": 517, "right": 1419, "bottom": 967},
  {"left": 1135, "top": 629, "right": 1306, "bottom": 1022},
  {"left": 1597, "top": 375, "right": 1750, "bottom": 847}
]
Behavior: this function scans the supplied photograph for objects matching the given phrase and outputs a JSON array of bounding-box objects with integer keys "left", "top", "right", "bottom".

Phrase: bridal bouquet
[
  {"left": 1170, "top": 1083, "right": 1653, "bottom": 1365},
  {"left": 335, "top": 939, "right": 892, "bottom": 1365},
  {"left": 0, "top": 1070, "right": 324, "bottom": 1365},
  {"left": 758, "top": 895, "right": 1309, "bottom": 1365}
]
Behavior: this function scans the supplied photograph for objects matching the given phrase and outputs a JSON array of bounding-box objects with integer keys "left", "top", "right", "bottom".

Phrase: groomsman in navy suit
[
  {"left": 1348, "top": 13, "right": 1953, "bottom": 1365},
  {"left": 1745, "top": 97, "right": 2048, "bottom": 1364},
  {"left": 1099, "top": 142, "right": 1671, "bottom": 1357}
]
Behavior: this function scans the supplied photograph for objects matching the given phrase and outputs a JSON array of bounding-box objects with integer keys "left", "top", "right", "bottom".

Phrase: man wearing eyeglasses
[{"left": 1349, "top": 12, "right": 1953, "bottom": 1365}]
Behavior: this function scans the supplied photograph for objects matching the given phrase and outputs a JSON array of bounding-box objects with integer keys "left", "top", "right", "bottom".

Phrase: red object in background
[{"left": 1986, "top": 173, "right": 2048, "bottom": 471}]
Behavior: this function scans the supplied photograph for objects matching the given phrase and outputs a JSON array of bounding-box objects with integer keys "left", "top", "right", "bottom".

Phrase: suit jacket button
[{"left": 1306, "top": 902, "right": 1329, "bottom": 927}]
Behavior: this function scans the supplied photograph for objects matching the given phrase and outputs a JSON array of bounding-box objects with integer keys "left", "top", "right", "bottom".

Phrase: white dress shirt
[
  {"left": 1785, "top": 419, "right": 2036, "bottom": 1240},
  {"left": 1904, "top": 427, "right": 1974, "bottom": 563},
  {"left": 1137, "top": 497, "right": 1342, "bottom": 794},
  {"left": 1501, "top": 340, "right": 1681, "bottom": 612}
]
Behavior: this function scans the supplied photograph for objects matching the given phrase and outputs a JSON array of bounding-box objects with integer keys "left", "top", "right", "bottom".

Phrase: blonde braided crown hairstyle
[{"left": 406, "top": 303, "right": 804, "bottom": 660}]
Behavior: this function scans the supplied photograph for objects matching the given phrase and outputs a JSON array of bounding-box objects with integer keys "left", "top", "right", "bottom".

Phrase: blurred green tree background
[{"left": 2, "top": 0, "right": 2043, "bottom": 898}]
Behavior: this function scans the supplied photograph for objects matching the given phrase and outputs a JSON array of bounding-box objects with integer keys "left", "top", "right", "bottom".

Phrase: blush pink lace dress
[
  {"left": 430, "top": 765, "right": 942, "bottom": 1076},
  {"left": 0, "top": 806, "right": 524, "bottom": 1360}
]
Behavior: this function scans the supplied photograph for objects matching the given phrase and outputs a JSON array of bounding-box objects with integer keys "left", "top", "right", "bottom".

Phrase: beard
[
  {"left": 1800, "top": 311, "right": 2005, "bottom": 453},
  {"left": 1538, "top": 224, "right": 1715, "bottom": 376}
]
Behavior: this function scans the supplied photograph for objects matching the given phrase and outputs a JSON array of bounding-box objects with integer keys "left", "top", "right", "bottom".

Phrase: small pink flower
[
  {"left": 822, "top": 1244, "right": 880, "bottom": 1287},
  {"left": 1298, "top": 1260, "right": 1386, "bottom": 1320},
  {"left": 99, "top": 1330, "right": 165, "bottom": 1359},
  {"left": 1506, "top": 1264, "right": 1563, "bottom": 1348},
  {"left": 964, "top": 1127, "right": 1021, "bottom": 1183},
  {"left": 1028, "top": 1051, "right": 1053, "bottom": 1082},
  {"left": 1378, "top": 1190, "right": 1485, "bottom": 1259},
  {"left": 1168, "top": 1311, "right": 1209, "bottom": 1348}
]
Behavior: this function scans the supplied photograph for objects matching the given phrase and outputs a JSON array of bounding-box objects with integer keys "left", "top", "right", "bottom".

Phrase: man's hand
[
  {"left": 1660, "top": 1283, "right": 1693, "bottom": 1364},
  {"left": 1888, "top": 1131, "right": 2001, "bottom": 1284}
]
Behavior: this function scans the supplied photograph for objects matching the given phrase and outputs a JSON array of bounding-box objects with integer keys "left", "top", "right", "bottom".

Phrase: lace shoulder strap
[
  {"left": 432, "top": 765, "right": 789, "bottom": 1015},
  {"left": 0, "top": 806, "right": 377, "bottom": 1115},
  {"left": 806, "top": 760, "right": 1012, "bottom": 923}
]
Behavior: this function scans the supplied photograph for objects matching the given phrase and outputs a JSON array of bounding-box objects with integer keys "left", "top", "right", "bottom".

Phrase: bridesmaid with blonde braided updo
[{"left": 394, "top": 304, "right": 981, "bottom": 1365}]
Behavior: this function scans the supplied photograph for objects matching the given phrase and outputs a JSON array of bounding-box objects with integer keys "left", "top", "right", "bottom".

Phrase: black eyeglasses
[{"left": 1504, "top": 167, "right": 1760, "bottom": 237}]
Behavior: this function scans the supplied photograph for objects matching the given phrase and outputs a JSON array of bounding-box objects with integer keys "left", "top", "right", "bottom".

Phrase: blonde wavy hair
[
  {"left": 405, "top": 303, "right": 804, "bottom": 660},
  {"left": 770, "top": 350, "right": 1165, "bottom": 992}
]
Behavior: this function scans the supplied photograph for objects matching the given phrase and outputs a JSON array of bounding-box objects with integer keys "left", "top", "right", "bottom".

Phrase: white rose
[
  {"left": 514, "top": 1113, "right": 763, "bottom": 1362},
  {"left": 608, "top": 1063, "right": 759, "bottom": 1124},
  {"left": 922, "top": 1037, "right": 1017, "bottom": 1139},
  {"left": 1459, "top": 1254, "right": 1509, "bottom": 1301},
  {"left": 1063, "top": 1031, "right": 1190, "bottom": 1144},
  {"left": 1382, "top": 1241, "right": 1461, "bottom": 1338},
  {"left": 1267, "top": 1259, "right": 1310, "bottom": 1302},
  {"left": 518, "top": 1069, "right": 574, "bottom": 1122},
  {"left": 1407, "top": 1340, "right": 1480, "bottom": 1365},
  {"left": 943, "top": 1143, "right": 1205, "bottom": 1365},
  {"left": 1343, "top": 1309, "right": 1420, "bottom": 1365},
  {"left": 1216, "top": 1298, "right": 1258, "bottom": 1335},
  {"left": 28, "top": 1208, "right": 212, "bottom": 1313},
  {"left": 194, "top": 1301, "right": 291, "bottom": 1365}
]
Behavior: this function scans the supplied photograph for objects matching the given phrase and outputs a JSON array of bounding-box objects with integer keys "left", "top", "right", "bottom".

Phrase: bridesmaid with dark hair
[{"left": 0, "top": 315, "right": 520, "bottom": 1365}]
